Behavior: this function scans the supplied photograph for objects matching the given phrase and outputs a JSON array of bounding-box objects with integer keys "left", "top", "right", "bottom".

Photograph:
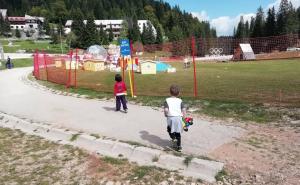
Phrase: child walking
[
  {"left": 114, "top": 74, "right": 128, "bottom": 113},
  {"left": 164, "top": 85, "right": 186, "bottom": 152}
]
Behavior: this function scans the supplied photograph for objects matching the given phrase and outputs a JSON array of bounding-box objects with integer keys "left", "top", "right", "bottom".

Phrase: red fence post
[
  {"left": 75, "top": 48, "right": 78, "bottom": 88},
  {"left": 68, "top": 50, "right": 73, "bottom": 88},
  {"left": 43, "top": 50, "right": 48, "bottom": 81},
  {"left": 33, "top": 50, "right": 37, "bottom": 77},
  {"left": 191, "top": 37, "right": 198, "bottom": 97},
  {"left": 36, "top": 50, "right": 40, "bottom": 80}
]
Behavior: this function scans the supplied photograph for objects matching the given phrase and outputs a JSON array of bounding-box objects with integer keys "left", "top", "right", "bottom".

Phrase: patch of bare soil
[
  {"left": 0, "top": 127, "right": 204, "bottom": 185},
  {"left": 209, "top": 123, "right": 300, "bottom": 185}
]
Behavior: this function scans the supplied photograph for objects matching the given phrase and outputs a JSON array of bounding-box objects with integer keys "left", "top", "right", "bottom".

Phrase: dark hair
[
  {"left": 115, "top": 74, "right": 122, "bottom": 82},
  {"left": 170, "top": 85, "right": 180, "bottom": 96}
]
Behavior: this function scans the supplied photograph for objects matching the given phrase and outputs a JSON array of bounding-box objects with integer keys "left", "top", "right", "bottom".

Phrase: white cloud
[
  {"left": 191, "top": 11, "right": 210, "bottom": 21},
  {"left": 211, "top": 13, "right": 255, "bottom": 36},
  {"left": 267, "top": 0, "right": 300, "bottom": 10}
]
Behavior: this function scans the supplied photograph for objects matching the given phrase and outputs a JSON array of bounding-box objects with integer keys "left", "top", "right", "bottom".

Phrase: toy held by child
[
  {"left": 182, "top": 117, "right": 193, "bottom": 132},
  {"left": 114, "top": 74, "right": 128, "bottom": 113}
]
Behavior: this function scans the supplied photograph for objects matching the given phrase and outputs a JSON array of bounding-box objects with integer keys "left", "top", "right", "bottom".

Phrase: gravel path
[{"left": 0, "top": 67, "right": 243, "bottom": 155}]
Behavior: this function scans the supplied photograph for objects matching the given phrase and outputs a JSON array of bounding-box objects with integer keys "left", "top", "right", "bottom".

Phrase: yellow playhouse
[
  {"left": 139, "top": 60, "right": 157, "bottom": 74},
  {"left": 55, "top": 60, "right": 79, "bottom": 69},
  {"left": 65, "top": 60, "right": 79, "bottom": 70},
  {"left": 83, "top": 60, "right": 105, "bottom": 71}
]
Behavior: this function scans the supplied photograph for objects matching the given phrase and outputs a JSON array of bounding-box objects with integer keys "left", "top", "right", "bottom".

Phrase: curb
[{"left": 0, "top": 112, "right": 224, "bottom": 183}]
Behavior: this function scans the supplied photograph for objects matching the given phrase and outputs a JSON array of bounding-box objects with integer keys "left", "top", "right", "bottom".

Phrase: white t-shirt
[{"left": 165, "top": 97, "right": 183, "bottom": 117}]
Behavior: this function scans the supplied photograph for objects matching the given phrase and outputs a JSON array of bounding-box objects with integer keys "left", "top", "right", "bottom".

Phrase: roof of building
[
  {"left": 25, "top": 14, "right": 44, "bottom": 22},
  {"left": 8, "top": 15, "right": 44, "bottom": 22},
  {"left": 65, "top": 20, "right": 151, "bottom": 26},
  {"left": 140, "top": 60, "right": 157, "bottom": 64},
  {"left": 8, "top": 17, "right": 26, "bottom": 22}
]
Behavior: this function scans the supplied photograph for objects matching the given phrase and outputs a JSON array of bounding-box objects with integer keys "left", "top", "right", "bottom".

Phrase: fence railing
[{"left": 32, "top": 34, "right": 300, "bottom": 107}]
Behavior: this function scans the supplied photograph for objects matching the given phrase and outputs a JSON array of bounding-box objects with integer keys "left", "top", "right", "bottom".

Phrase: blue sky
[
  {"left": 165, "top": 0, "right": 274, "bottom": 19},
  {"left": 164, "top": 0, "right": 300, "bottom": 36}
]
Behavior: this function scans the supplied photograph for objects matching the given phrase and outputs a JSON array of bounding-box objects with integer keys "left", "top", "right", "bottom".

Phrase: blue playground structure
[{"left": 156, "top": 61, "right": 171, "bottom": 72}]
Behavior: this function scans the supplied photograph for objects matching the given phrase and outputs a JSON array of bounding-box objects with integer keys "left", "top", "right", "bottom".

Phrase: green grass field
[
  {"left": 0, "top": 39, "right": 68, "bottom": 53},
  {"left": 66, "top": 59, "right": 300, "bottom": 107},
  {"left": 0, "top": 58, "right": 33, "bottom": 70},
  {"left": 5, "top": 58, "right": 298, "bottom": 122}
]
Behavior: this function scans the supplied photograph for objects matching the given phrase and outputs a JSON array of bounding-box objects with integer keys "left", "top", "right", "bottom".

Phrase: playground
[{"left": 1, "top": 34, "right": 300, "bottom": 184}]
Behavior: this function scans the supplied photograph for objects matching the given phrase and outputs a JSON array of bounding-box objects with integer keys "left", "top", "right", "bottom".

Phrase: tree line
[
  {"left": 234, "top": 0, "right": 300, "bottom": 38},
  {"left": 0, "top": 14, "right": 10, "bottom": 36},
  {"left": 0, "top": 0, "right": 217, "bottom": 49}
]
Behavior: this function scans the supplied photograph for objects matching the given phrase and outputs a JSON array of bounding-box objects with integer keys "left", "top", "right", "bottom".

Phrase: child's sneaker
[
  {"left": 176, "top": 146, "right": 182, "bottom": 152},
  {"left": 171, "top": 138, "right": 177, "bottom": 144},
  {"left": 124, "top": 109, "right": 128, "bottom": 113}
]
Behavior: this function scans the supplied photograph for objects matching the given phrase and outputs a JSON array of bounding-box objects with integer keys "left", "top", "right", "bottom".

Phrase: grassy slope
[
  {"left": 71, "top": 59, "right": 300, "bottom": 106},
  {"left": 1, "top": 39, "right": 68, "bottom": 53}
]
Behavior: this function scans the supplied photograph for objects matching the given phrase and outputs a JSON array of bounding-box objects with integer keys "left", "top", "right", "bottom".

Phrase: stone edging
[{"left": 0, "top": 112, "right": 223, "bottom": 183}]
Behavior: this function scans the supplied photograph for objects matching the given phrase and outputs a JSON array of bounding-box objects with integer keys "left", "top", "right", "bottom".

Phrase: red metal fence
[{"left": 32, "top": 34, "right": 300, "bottom": 107}]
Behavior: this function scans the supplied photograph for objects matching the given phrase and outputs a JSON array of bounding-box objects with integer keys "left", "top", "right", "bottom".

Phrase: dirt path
[
  {"left": 209, "top": 123, "right": 300, "bottom": 185},
  {"left": 0, "top": 68, "right": 243, "bottom": 156}
]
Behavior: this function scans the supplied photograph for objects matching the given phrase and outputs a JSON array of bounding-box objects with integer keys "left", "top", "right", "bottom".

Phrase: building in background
[
  {"left": 8, "top": 14, "right": 44, "bottom": 31},
  {"left": 64, "top": 20, "right": 156, "bottom": 39}
]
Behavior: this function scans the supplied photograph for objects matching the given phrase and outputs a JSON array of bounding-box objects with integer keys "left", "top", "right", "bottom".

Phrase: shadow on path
[
  {"left": 139, "top": 130, "right": 170, "bottom": 148},
  {"left": 102, "top": 106, "right": 116, "bottom": 112}
]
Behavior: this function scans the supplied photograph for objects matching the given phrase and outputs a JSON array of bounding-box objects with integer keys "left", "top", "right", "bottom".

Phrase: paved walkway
[{"left": 0, "top": 68, "right": 243, "bottom": 155}]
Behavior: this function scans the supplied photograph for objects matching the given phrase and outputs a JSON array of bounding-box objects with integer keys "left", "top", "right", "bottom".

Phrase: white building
[
  {"left": 8, "top": 14, "right": 44, "bottom": 31},
  {"left": 64, "top": 19, "right": 156, "bottom": 39}
]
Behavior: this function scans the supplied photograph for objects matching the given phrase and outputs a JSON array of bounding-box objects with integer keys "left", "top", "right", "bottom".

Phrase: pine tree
[
  {"left": 251, "top": 7, "right": 265, "bottom": 37},
  {"left": 286, "top": 2, "right": 298, "bottom": 34},
  {"left": 98, "top": 25, "right": 109, "bottom": 45},
  {"left": 155, "top": 25, "right": 163, "bottom": 44},
  {"left": 119, "top": 20, "right": 129, "bottom": 40},
  {"left": 168, "top": 26, "right": 183, "bottom": 41},
  {"left": 43, "top": 19, "right": 51, "bottom": 35},
  {"left": 277, "top": 0, "right": 289, "bottom": 35},
  {"left": 245, "top": 21, "right": 250, "bottom": 37},
  {"left": 235, "top": 16, "right": 246, "bottom": 38},
  {"left": 265, "top": 7, "right": 276, "bottom": 36},
  {"left": 249, "top": 17, "right": 255, "bottom": 35},
  {"left": 233, "top": 27, "right": 236, "bottom": 36},
  {"left": 298, "top": 7, "right": 300, "bottom": 36},
  {"left": 129, "top": 14, "right": 141, "bottom": 42},
  {"left": 141, "top": 21, "right": 155, "bottom": 45},
  {"left": 0, "top": 14, "right": 4, "bottom": 35},
  {"left": 108, "top": 24, "right": 114, "bottom": 42},
  {"left": 2, "top": 17, "right": 11, "bottom": 36},
  {"left": 71, "top": 8, "right": 84, "bottom": 36},
  {"left": 82, "top": 14, "right": 98, "bottom": 48}
]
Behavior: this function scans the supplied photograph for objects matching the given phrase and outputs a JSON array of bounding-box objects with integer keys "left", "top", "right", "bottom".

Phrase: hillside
[{"left": 0, "top": 0, "right": 216, "bottom": 41}]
